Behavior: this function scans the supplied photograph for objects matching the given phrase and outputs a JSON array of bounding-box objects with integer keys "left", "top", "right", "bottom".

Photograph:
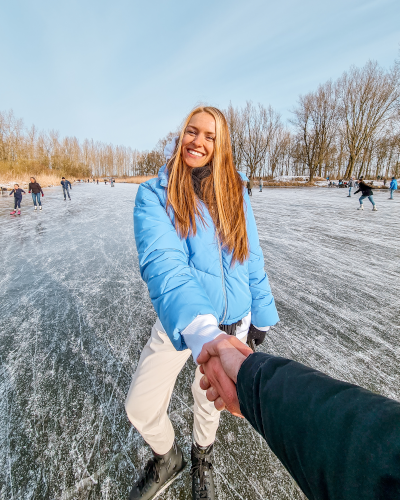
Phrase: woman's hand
[{"left": 197, "top": 334, "right": 253, "bottom": 417}]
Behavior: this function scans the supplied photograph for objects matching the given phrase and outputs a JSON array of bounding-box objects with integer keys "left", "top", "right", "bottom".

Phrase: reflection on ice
[{"left": 0, "top": 183, "right": 399, "bottom": 499}]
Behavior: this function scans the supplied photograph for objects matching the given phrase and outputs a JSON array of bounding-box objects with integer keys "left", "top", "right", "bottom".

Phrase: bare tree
[
  {"left": 268, "top": 127, "right": 291, "bottom": 178},
  {"left": 225, "top": 102, "right": 244, "bottom": 170},
  {"left": 337, "top": 60, "right": 400, "bottom": 178},
  {"left": 291, "top": 80, "right": 338, "bottom": 181},
  {"left": 238, "top": 102, "right": 281, "bottom": 178}
]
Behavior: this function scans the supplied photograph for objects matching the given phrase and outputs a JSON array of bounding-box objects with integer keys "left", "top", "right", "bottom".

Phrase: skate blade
[{"left": 149, "top": 464, "right": 187, "bottom": 500}]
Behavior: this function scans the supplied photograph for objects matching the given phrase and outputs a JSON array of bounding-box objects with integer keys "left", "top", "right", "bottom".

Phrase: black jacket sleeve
[{"left": 237, "top": 352, "right": 400, "bottom": 500}]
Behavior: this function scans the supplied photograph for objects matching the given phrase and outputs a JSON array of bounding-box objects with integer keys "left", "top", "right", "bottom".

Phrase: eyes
[{"left": 185, "top": 129, "right": 215, "bottom": 142}]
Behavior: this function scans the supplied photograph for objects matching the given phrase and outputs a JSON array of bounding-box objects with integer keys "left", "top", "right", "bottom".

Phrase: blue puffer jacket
[
  {"left": 134, "top": 164, "right": 279, "bottom": 351},
  {"left": 390, "top": 179, "right": 398, "bottom": 190}
]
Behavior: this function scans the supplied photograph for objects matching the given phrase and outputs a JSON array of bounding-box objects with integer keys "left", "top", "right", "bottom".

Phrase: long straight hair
[{"left": 166, "top": 106, "right": 249, "bottom": 264}]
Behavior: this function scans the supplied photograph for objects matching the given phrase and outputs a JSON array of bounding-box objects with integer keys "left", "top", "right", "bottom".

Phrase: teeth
[{"left": 188, "top": 149, "right": 204, "bottom": 157}]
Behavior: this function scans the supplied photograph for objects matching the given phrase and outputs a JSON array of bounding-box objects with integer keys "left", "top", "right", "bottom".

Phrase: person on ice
[
  {"left": 9, "top": 184, "right": 25, "bottom": 215},
  {"left": 389, "top": 176, "right": 397, "bottom": 199},
  {"left": 347, "top": 177, "right": 355, "bottom": 197},
  {"left": 61, "top": 177, "right": 72, "bottom": 200},
  {"left": 246, "top": 177, "right": 253, "bottom": 196},
  {"left": 28, "top": 177, "right": 44, "bottom": 210},
  {"left": 126, "top": 106, "right": 279, "bottom": 500},
  {"left": 354, "top": 178, "right": 377, "bottom": 211}
]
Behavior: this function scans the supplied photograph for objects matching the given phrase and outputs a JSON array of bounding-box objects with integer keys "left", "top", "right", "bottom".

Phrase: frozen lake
[{"left": 1, "top": 183, "right": 399, "bottom": 499}]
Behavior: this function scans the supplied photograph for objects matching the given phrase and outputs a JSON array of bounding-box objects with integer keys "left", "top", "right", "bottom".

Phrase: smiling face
[{"left": 181, "top": 112, "right": 216, "bottom": 168}]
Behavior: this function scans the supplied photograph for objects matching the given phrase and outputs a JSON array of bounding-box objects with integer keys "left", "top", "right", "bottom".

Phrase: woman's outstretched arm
[{"left": 134, "top": 183, "right": 219, "bottom": 350}]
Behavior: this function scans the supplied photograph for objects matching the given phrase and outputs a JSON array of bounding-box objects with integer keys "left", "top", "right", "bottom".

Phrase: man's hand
[{"left": 197, "top": 334, "right": 253, "bottom": 417}]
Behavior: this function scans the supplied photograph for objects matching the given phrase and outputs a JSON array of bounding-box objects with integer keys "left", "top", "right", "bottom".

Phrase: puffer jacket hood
[{"left": 134, "top": 164, "right": 279, "bottom": 351}]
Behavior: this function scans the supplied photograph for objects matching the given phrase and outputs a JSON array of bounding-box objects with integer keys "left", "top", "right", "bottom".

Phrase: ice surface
[{"left": 0, "top": 184, "right": 399, "bottom": 499}]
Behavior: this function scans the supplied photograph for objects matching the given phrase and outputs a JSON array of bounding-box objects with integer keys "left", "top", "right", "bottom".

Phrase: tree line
[
  {"left": 1, "top": 59, "right": 399, "bottom": 180},
  {"left": 228, "top": 60, "right": 400, "bottom": 180}
]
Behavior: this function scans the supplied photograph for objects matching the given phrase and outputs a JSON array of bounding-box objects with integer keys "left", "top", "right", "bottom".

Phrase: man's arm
[
  {"left": 198, "top": 342, "right": 400, "bottom": 500},
  {"left": 237, "top": 353, "right": 400, "bottom": 500}
]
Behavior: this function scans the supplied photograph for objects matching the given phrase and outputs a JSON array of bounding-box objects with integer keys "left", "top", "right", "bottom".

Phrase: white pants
[{"left": 125, "top": 318, "right": 248, "bottom": 455}]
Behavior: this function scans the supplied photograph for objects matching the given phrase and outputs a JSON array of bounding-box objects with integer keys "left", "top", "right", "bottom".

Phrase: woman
[
  {"left": 126, "top": 106, "right": 279, "bottom": 500},
  {"left": 28, "top": 177, "right": 44, "bottom": 210},
  {"left": 389, "top": 176, "right": 397, "bottom": 199},
  {"left": 354, "top": 178, "right": 377, "bottom": 211}
]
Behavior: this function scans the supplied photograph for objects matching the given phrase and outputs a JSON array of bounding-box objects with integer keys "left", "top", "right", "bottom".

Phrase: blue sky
[{"left": 1, "top": 0, "right": 399, "bottom": 150}]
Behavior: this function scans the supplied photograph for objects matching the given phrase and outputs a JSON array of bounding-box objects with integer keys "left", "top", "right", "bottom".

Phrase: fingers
[
  {"left": 196, "top": 334, "right": 253, "bottom": 366},
  {"left": 228, "top": 336, "right": 254, "bottom": 357},
  {"left": 205, "top": 384, "right": 225, "bottom": 411},
  {"left": 202, "top": 357, "right": 243, "bottom": 418},
  {"left": 196, "top": 333, "right": 230, "bottom": 365},
  {"left": 200, "top": 375, "right": 210, "bottom": 390},
  {"left": 214, "top": 397, "right": 225, "bottom": 411},
  {"left": 206, "top": 386, "right": 219, "bottom": 401}
]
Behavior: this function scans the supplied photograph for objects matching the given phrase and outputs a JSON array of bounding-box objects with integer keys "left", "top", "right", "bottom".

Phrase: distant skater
[
  {"left": 354, "top": 179, "right": 377, "bottom": 211},
  {"left": 28, "top": 177, "right": 44, "bottom": 211},
  {"left": 347, "top": 177, "right": 355, "bottom": 197},
  {"left": 389, "top": 176, "right": 397, "bottom": 199},
  {"left": 61, "top": 177, "right": 72, "bottom": 200},
  {"left": 247, "top": 178, "right": 253, "bottom": 196},
  {"left": 96, "top": 179, "right": 99, "bottom": 185},
  {"left": 259, "top": 177, "right": 263, "bottom": 192},
  {"left": 9, "top": 184, "right": 25, "bottom": 215}
]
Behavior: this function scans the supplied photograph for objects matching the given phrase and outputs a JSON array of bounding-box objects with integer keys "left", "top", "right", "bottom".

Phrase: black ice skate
[
  {"left": 129, "top": 440, "right": 186, "bottom": 500},
  {"left": 190, "top": 443, "right": 215, "bottom": 500}
]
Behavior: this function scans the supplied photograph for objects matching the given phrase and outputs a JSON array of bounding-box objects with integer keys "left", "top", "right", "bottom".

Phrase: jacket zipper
[{"left": 218, "top": 238, "right": 228, "bottom": 324}]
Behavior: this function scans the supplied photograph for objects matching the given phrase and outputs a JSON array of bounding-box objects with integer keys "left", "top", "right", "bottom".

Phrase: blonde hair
[{"left": 167, "top": 106, "right": 249, "bottom": 264}]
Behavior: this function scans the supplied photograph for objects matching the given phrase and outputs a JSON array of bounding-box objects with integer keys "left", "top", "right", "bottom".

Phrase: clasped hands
[{"left": 197, "top": 334, "right": 253, "bottom": 418}]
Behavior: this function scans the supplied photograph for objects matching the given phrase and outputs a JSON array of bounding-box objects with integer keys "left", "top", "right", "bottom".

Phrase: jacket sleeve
[
  {"left": 237, "top": 352, "right": 400, "bottom": 500},
  {"left": 134, "top": 183, "right": 219, "bottom": 350},
  {"left": 354, "top": 188, "right": 360, "bottom": 194},
  {"left": 244, "top": 192, "right": 279, "bottom": 328}
]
